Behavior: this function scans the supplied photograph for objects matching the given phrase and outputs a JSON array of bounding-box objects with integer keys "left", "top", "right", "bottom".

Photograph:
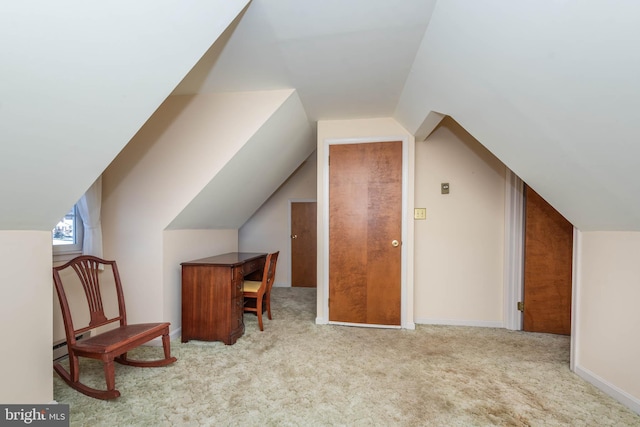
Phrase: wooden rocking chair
[{"left": 52, "top": 255, "right": 177, "bottom": 399}]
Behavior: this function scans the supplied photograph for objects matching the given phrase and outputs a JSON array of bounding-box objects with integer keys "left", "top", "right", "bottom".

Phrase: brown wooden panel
[
  {"left": 523, "top": 186, "right": 573, "bottom": 335},
  {"left": 181, "top": 253, "right": 266, "bottom": 344},
  {"left": 291, "top": 202, "right": 317, "bottom": 287},
  {"left": 181, "top": 265, "right": 232, "bottom": 342},
  {"left": 329, "top": 141, "right": 402, "bottom": 325}
]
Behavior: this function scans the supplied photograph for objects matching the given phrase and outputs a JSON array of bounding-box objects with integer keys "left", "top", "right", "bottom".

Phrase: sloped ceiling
[
  {"left": 167, "top": 90, "right": 315, "bottom": 229},
  {"left": 172, "top": 0, "right": 439, "bottom": 120},
  {"left": 0, "top": 0, "right": 249, "bottom": 230},
  {"left": 4, "top": 0, "right": 639, "bottom": 232},
  {"left": 394, "top": 1, "right": 640, "bottom": 230},
  {"left": 174, "top": 0, "right": 640, "bottom": 231}
]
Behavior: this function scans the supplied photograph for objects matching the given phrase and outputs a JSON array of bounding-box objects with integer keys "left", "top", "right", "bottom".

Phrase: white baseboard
[
  {"left": 574, "top": 365, "right": 640, "bottom": 416},
  {"left": 414, "top": 318, "right": 504, "bottom": 328},
  {"left": 319, "top": 317, "right": 495, "bottom": 329},
  {"left": 170, "top": 327, "right": 182, "bottom": 342},
  {"left": 403, "top": 321, "right": 416, "bottom": 330},
  {"left": 328, "top": 321, "right": 401, "bottom": 329},
  {"left": 316, "top": 317, "right": 416, "bottom": 330}
]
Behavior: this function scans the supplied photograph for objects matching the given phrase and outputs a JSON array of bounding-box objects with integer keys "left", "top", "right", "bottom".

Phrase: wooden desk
[{"left": 181, "top": 252, "right": 266, "bottom": 345}]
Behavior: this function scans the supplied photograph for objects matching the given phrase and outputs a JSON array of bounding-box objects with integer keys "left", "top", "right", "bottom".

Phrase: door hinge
[{"left": 517, "top": 301, "right": 524, "bottom": 312}]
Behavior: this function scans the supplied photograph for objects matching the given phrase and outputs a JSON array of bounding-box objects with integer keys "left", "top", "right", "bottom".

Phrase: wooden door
[
  {"left": 523, "top": 186, "right": 573, "bottom": 335},
  {"left": 328, "top": 141, "right": 402, "bottom": 326},
  {"left": 291, "top": 201, "right": 317, "bottom": 287}
]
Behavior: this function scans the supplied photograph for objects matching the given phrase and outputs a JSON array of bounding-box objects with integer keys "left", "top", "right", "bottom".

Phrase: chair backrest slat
[
  {"left": 53, "top": 256, "right": 125, "bottom": 345},
  {"left": 71, "top": 258, "right": 108, "bottom": 327},
  {"left": 265, "top": 252, "right": 279, "bottom": 292}
]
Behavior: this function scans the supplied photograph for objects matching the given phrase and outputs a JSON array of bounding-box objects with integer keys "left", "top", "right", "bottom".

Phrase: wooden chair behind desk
[
  {"left": 243, "top": 251, "right": 279, "bottom": 331},
  {"left": 53, "top": 255, "right": 177, "bottom": 400}
]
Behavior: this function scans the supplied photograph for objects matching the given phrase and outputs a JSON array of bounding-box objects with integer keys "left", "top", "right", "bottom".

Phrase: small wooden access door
[
  {"left": 291, "top": 201, "right": 317, "bottom": 287},
  {"left": 523, "top": 186, "right": 573, "bottom": 335},
  {"left": 328, "top": 141, "right": 403, "bottom": 326}
]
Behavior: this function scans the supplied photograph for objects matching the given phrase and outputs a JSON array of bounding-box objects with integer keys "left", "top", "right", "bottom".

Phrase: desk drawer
[
  {"left": 231, "top": 296, "right": 243, "bottom": 328},
  {"left": 243, "top": 257, "right": 265, "bottom": 277},
  {"left": 232, "top": 277, "right": 243, "bottom": 299}
]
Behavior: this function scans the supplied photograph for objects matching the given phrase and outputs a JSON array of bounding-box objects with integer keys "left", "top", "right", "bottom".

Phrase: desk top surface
[{"left": 181, "top": 252, "right": 267, "bottom": 267}]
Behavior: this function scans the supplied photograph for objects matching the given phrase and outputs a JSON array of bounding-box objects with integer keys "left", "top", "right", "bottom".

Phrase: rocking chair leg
[
  {"left": 69, "top": 354, "right": 80, "bottom": 382},
  {"left": 103, "top": 359, "right": 116, "bottom": 392},
  {"left": 162, "top": 334, "right": 171, "bottom": 359}
]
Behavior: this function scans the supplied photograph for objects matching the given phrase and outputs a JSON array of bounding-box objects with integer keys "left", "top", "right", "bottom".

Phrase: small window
[{"left": 53, "top": 205, "right": 83, "bottom": 256}]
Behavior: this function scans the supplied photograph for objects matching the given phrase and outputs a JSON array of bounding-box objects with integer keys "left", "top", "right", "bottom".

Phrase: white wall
[
  {"left": 575, "top": 231, "right": 640, "bottom": 411},
  {"left": 316, "top": 118, "right": 415, "bottom": 326},
  {"left": 102, "top": 91, "right": 295, "bottom": 327},
  {"left": 0, "top": 231, "right": 53, "bottom": 403},
  {"left": 239, "top": 151, "right": 318, "bottom": 286},
  {"left": 414, "top": 117, "right": 506, "bottom": 326}
]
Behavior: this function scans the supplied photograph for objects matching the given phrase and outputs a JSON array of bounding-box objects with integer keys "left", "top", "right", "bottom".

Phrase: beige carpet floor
[{"left": 54, "top": 287, "right": 640, "bottom": 426}]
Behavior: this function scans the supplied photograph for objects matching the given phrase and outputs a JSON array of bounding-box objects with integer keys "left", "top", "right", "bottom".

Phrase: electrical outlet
[{"left": 414, "top": 208, "right": 427, "bottom": 220}]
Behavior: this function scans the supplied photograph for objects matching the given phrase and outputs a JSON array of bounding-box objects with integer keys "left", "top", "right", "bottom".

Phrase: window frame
[{"left": 52, "top": 204, "right": 84, "bottom": 261}]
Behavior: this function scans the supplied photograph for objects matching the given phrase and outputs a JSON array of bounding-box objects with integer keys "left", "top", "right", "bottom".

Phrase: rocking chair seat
[{"left": 72, "top": 323, "right": 172, "bottom": 355}]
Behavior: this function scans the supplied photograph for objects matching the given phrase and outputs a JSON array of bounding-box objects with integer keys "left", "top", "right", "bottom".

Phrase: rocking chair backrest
[{"left": 53, "top": 255, "right": 127, "bottom": 346}]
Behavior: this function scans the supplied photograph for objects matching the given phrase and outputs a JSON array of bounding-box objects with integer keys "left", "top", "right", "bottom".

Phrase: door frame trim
[
  {"left": 504, "top": 172, "right": 578, "bottom": 371},
  {"left": 321, "top": 136, "right": 414, "bottom": 329},
  {"left": 503, "top": 169, "right": 525, "bottom": 330}
]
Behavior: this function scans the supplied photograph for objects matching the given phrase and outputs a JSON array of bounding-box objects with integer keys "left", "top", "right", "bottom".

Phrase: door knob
[
  {"left": 392, "top": 240, "right": 400, "bottom": 247},
  {"left": 291, "top": 234, "right": 298, "bottom": 239}
]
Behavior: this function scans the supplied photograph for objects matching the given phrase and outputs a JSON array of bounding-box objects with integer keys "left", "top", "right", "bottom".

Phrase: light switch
[
  {"left": 441, "top": 183, "right": 450, "bottom": 194},
  {"left": 414, "top": 208, "right": 427, "bottom": 220}
]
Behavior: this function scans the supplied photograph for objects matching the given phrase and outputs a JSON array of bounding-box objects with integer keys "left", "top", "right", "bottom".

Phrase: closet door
[
  {"left": 523, "top": 186, "right": 573, "bottom": 335},
  {"left": 328, "top": 141, "right": 402, "bottom": 326},
  {"left": 291, "top": 201, "right": 317, "bottom": 287}
]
